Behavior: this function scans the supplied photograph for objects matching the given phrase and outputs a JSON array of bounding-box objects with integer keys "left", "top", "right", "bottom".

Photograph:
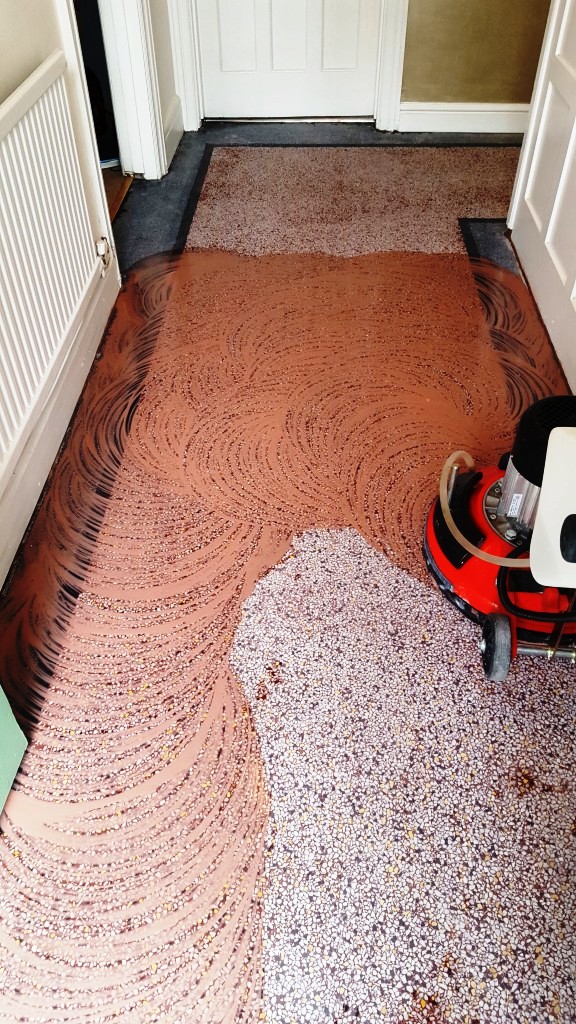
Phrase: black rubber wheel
[{"left": 481, "top": 613, "right": 512, "bottom": 682}]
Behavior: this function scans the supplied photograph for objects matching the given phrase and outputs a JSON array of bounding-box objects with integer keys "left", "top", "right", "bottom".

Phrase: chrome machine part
[
  {"left": 496, "top": 457, "right": 540, "bottom": 534},
  {"left": 517, "top": 643, "right": 576, "bottom": 662},
  {"left": 498, "top": 396, "right": 576, "bottom": 535},
  {"left": 484, "top": 477, "right": 528, "bottom": 546}
]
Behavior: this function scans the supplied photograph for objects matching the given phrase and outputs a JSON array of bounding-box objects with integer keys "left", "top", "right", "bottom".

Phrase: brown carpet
[{"left": 187, "top": 146, "right": 519, "bottom": 255}]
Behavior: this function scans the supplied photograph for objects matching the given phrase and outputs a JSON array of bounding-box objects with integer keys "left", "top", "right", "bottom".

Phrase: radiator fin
[{"left": 0, "top": 54, "right": 100, "bottom": 481}]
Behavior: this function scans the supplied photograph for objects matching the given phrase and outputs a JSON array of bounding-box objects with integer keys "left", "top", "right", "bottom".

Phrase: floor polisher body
[{"left": 424, "top": 396, "right": 576, "bottom": 680}]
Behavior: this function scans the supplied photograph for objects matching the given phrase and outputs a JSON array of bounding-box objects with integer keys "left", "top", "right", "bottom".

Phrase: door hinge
[{"left": 96, "top": 236, "right": 113, "bottom": 275}]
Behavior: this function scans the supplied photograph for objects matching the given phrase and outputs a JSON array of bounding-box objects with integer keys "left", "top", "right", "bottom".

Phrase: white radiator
[{"left": 0, "top": 50, "right": 102, "bottom": 496}]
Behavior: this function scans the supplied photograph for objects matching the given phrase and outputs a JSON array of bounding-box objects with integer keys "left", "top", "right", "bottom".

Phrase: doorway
[
  {"left": 187, "top": 0, "right": 408, "bottom": 129},
  {"left": 74, "top": 0, "right": 133, "bottom": 217},
  {"left": 195, "top": 0, "right": 383, "bottom": 119}
]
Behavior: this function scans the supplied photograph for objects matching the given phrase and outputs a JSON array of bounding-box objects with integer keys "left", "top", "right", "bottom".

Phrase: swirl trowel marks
[
  {"left": 123, "top": 252, "right": 564, "bottom": 579},
  {"left": 0, "top": 250, "right": 566, "bottom": 1023},
  {"left": 0, "top": 257, "right": 274, "bottom": 1024},
  {"left": 470, "top": 261, "right": 567, "bottom": 414},
  {"left": 231, "top": 529, "right": 576, "bottom": 1024}
]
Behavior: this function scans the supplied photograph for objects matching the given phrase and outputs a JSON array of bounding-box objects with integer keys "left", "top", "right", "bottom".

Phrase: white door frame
[
  {"left": 55, "top": 0, "right": 116, "bottom": 238},
  {"left": 97, "top": 0, "right": 168, "bottom": 178},
  {"left": 169, "top": 0, "right": 410, "bottom": 131},
  {"left": 375, "top": 0, "right": 410, "bottom": 130},
  {"left": 168, "top": 0, "right": 204, "bottom": 131}
]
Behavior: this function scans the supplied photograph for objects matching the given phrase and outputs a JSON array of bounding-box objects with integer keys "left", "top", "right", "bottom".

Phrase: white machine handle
[{"left": 530, "top": 426, "right": 576, "bottom": 587}]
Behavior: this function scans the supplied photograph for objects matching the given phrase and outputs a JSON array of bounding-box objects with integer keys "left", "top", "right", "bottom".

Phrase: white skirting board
[
  {"left": 0, "top": 269, "right": 120, "bottom": 588},
  {"left": 398, "top": 103, "right": 530, "bottom": 134}
]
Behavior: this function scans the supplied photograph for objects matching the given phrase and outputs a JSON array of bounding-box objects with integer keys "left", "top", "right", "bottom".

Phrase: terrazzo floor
[
  {"left": 232, "top": 529, "right": 576, "bottom": 1024},
  {"left": 0, "top": 145, "right": 573, "bottom": 1024},
  {"left": 187, "top": 146, "right": 518, "bottom": 256}
]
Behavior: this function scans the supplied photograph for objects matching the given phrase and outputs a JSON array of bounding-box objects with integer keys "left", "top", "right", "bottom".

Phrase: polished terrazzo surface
[
  {"left": 232, "top": 529, "right": 576, "bottom": 1024},
  {"left": 0, "top": 145, "right": 572, "bottom": 1023}
]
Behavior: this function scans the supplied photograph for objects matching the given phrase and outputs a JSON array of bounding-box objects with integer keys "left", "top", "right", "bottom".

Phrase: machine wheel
[{"left": 480, "top": 614, "right": 512, "bottom": 682}]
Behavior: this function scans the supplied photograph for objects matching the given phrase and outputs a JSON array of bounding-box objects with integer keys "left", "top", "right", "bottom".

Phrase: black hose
[{"left": 497, "top": 542, "right": 576, "bottom": 623}]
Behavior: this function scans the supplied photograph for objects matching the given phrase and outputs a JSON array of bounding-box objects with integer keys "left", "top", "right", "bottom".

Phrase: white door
[
  {"left": 98, "top": 0, "right": 178, "bottom": 178},
  {"left": 509, "top": 0, "right": 576, "bottom": 391},
  {"left": 195, "top": 0, "right": 382, "bottom": 118}
]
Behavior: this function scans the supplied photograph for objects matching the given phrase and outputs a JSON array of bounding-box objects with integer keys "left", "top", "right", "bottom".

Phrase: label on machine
[{"left": 508, "top": 492, "right": 523, "bottom": 518}]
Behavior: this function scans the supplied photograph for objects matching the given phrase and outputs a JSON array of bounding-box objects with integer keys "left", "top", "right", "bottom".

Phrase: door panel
[
  {"left": 547, "top": 138, "right": 576, "bottom": 281},
  {"left": 510, "top": 0, "right": 576, "bottom": 390},
  {"left": 218, "top": 0, "right": 257, "bottom": 71},
  {"left": 525, "top": 84, "right": 572, "bottom": 228},
  {"left": 196, "top": 0, "right": 381, "bottom": 118},
  {"left": 323, "top": 0, "right": 361, "bottom": 69},
  {"left": 558, "top": 0, "right": 576, "bottom": 66},
  {"left": 272, "top": 0, "right": 307, "bottom": 70}
]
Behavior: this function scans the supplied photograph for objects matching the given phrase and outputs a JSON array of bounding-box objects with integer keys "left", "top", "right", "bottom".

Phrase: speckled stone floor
[
  {"left": 232, "top": 528, "right": 576, "bottom": 1024},
  {"left": 0, "top": 143, "right": 572, "bottom": 1024}
]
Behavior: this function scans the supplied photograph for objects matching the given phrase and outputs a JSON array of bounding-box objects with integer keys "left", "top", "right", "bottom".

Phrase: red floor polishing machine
[{"left": 424, "top": 396, "right": 576, "bottom": 681}]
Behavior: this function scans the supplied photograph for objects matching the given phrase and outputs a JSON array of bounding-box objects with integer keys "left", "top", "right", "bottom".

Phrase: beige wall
[
  {"left": 402, "top": 0, "right": 551, "bottom": 104},
  {"left": 0, "top": 0, "right": 61, "bottom": 104}
]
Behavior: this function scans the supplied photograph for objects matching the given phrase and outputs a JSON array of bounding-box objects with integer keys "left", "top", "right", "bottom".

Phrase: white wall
[{"left": 0, "top": 0, "right": 61, "bottom": 104}]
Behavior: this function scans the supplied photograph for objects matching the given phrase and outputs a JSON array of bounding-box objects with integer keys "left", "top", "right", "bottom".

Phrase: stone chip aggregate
[{"left": 231, "top": 528, "right": 576, "bottom": 1024}]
